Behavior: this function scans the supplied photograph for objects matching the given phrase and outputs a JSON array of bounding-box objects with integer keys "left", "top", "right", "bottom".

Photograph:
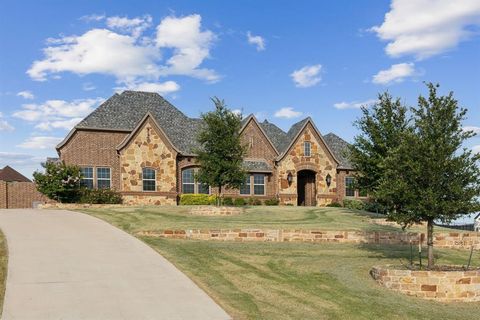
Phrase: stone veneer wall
[
  {"left": 137, "top": 229, "right": 480, "bottom": 249},
  {"left": 277, "top": 123, "right": 337, "bottom": 206},
  {"left": 119, "top": 118, "right": 177, "bottom": 205},
  {"left": 371, "top": 265, "right": 480, "bottom": 302}
]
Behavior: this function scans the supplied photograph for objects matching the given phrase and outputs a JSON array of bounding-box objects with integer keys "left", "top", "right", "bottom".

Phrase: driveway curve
[{"left": 0, "top": 209, "right": 230, "bottom": 320}]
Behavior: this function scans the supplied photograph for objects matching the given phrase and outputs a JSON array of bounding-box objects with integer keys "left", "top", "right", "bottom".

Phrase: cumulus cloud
[
  {"left": 247, "top": 31, "right": 265, "bottom": 51},
  {"left": 116, "top": 80, "right": 180, "bottom": 95},
  {"left": 0, "top": 112, "right": 14, "bottom": 131},
  {"left": 473, "top": 145, "right": 480, "bottom": 154},
  {"left": 79, "top": 14, "right": 105, "bottom": 22},
  {"left": 17, "top": 136, "right": 63, "bottom": 149},
  {"left": 290, "top": 64, "right": 322, "bottom": 88},
  {"left": 372, "top": 62, "right": 417, "bottom": 85},
  {"left": 0, "top": 152, "right": 42, "bottom": 167},
  {"left": 13, "top": 97, "right": 104, "bottom": 131},
  {"left": 463, "top": 126, "right": 480, "bottom": 135},
  {"left": 17, "top": 90, "right": 34, "bottom": 99},
  {"left": 274, "top": 107, "right": 303, "bottom": 119},
  {"left": 82, "top": 82, "right": 96, "bottom": 91},
  {"left": 334, "top": 99, "right": 377, "bottom": 110},
  {"left": 27, "top": 14, "right": 218, "bottom": 85},
  {"left": 371, "top": 0, "right": 480, "bottom": 59}
]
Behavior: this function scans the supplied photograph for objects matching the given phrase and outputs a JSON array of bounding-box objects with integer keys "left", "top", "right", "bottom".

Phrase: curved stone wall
[{"left": 371, "top": 265, "right": 480, "bottom": 302}]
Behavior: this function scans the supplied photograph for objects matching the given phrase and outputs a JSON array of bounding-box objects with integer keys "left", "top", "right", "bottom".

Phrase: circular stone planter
[
  {"left": 188, "top": 206, "right": 244, "bottom": 216},
  {"left": 371, "top": 265, "right": 480, "bottom": 302}
]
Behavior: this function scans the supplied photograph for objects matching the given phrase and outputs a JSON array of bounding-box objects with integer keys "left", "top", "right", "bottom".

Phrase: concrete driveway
[{"left": 0, "top": 209, "right": 230, "bottom": 320}]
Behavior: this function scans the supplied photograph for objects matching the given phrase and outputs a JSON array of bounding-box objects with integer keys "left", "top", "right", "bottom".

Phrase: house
[
  {"left": 0, "top": 165, "right": 49, "bottom": 208},
  {"left": 57, "top": 91, "right": 364, "bottom": 206}
]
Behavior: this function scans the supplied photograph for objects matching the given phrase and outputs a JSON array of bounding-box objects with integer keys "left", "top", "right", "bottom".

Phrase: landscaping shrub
[
  {"left": 222, "top": 197, "right": 234, "bottom": 206},
  {"left": 180, "top": 194, "right": 217, "bottom": 205},
  {"left": 264, "top": 198, "right": 279, "bottom": 206},
  {"left": 79, "top": 188, "right": 123, "bottom": 204},
  {"left": 33, "top": 161, "right": 82, "bottom": 203},
  {"left": 326, "top": 201, "right": 342, "bottom": 207},
  {"left": 342, "top": 199, "right": 366, "bottom": 210},
  {"left": 364, "top": 201, "right": 387, "bottom": 214},
  {"left": 233, "top": 198, "right": 246, "bottom": 206},
  {"left": 248, "top": 197, "right": 262, "bottom": 206}
]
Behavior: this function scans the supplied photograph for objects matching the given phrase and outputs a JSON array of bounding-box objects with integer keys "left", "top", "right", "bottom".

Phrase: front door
[{"left": 297, "top": 170, "right": 316, "bottom": 206}]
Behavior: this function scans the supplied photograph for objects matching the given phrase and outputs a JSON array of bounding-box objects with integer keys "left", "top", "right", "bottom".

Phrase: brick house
[
  {"left": 57, "top": 91, "right": 364, "bottom": 206},
  {"left": 0, "top": 166, "right": 50, "bottom": 208}
]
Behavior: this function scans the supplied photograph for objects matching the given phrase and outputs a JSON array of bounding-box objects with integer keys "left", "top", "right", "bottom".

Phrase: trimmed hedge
[
  {"left": 180, "top": 194, "right": 217, "bottom": 205},
  {"left": 342, "top": 199, "right": 366, "bottom": 210},
  {"left": 264, "top": 198, "right": 279, "bottom": 206},
  {"left": 248, "top": 197, "right": 262, "bottom": 205},
  {"left": 326, "top": 201, "right": 342, "bottom": 207},
  {"left": 79, "top": 188, "right": 123, "bottom": 204},
  {"left": 233, "top": 198, "right": 246, "bottom": 206},
  {"left": 223, "top": 197, "right": 234, "bottom": 205}
]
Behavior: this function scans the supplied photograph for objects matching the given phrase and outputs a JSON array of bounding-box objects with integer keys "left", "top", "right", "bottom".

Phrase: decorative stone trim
[
  {"left": 136, "top": 229, "right": 480, "bottom": 250},
  {"left": 188, "top": 206, "right": 245, "bottom": 216},
  {"left": 371, "top": 265, "right": 480, "bottom": 302}
]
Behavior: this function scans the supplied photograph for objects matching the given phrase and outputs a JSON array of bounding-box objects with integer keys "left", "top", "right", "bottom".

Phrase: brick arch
[{"left": 295, "top": 162, "right": 318, "bottom": 173}]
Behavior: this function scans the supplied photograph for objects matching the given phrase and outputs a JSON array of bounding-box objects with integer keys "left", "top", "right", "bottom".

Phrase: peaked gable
[
  {"left": 240, "top": 115, "right": 279, "bottom": 156},
  {"left": 0, "top": 166, "right": 31, "bottom": 182}
]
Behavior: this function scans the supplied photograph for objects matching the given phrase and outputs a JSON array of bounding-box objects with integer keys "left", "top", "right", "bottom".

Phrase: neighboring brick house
[
  {"left": 0, "top": 165, "right": 50, "bottom": 208},
  {"left": 57, "top": 91, "right": 365, "bottom": 206}
]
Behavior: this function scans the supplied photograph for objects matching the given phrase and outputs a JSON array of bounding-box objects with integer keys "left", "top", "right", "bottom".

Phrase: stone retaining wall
[
  {"left": 189, "top": 206, "right": 244, "bottom": 216},
  {"left": 39, "top": 203, "right": 132, "bottom": 209},
  {"left": 137, "top": 229, "right": 480, "bottom": 250},
  {"left": 371, "top": 265, "right": 480, "bottom": 302}
]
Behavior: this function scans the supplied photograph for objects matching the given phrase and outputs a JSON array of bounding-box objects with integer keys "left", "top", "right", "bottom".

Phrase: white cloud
[
  {"left": 334, "top": 99, "right": 377, "bottom": 110},
  {"left": 290, "top": 64, "right": 322, "bottom": 88},
  {"left": 231, "top": 109, "right": 242, "bottom": 116},
  {"left": 156, "top": 14, "right": 219, "bottom": 82},
  {"left": 17, "top": 90, "right": 34, "bottom": 99},
  {"left": 473, "top": 145, "right": 480, "bottom": 154},
  {"left": 13, "top": 97, "right": 104, "bottom": 131},
  {"left": 371, "top": 0, "right": 480, "bottom": 59},
  {"left": 0, "top": 152, "right": 43, "bottom": 167},
  {"left": 247, "top": 31, "right": 265, "bottom": 51},
  {"left": 79, "top": 14, "right": 105, "bottom": 22},
  {"left": 17, "top": 136, "right": 63, "bottom": 149},
  {"left": 82, "top": 82, "right": 96, "bottom": 91},
  {"left": 0, "top": 112, "right": 14, "bottom": 131},
  {"left": 372, "top": 62, "right": 416, "bottom": 85},
  {"left": 116, "top": 80, "right": 180, "bottom": 95},
  {"left": 106, "top": 15, "right": 152, "bottom": 38},
  {"left": 27, "top": 14, "right": 218, "bottom": 85},
  {"left": 274, "top": 107, "right": 303, "bottom": 119},
  {"left": 463, "top": 126, "right": 480, "bottom": 134}
]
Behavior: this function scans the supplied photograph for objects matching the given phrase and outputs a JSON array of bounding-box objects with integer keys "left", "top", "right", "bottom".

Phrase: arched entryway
[{"left": 297, "top": 170, "right": 316, "bottom": 206}]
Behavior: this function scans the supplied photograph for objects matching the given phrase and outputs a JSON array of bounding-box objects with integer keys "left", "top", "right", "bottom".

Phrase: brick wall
[
  {"left": 0, "top": 181, "right": 51, "bottom": 208},
  {"left": 59, "top": 129, "right": 128, "bottom": 190}
]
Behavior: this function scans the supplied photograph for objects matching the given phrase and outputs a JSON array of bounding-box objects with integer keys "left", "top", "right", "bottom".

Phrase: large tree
[
  {"left": 195, "top": 97, "right": 246, "bottom": 205},
  {"left": 377, "top": 83, "right": 480, "bottom": 268},
  {"left": 350, "top": 92, "right": 409, "bottom": 197},
  {"left": 34, "top": 161, "right": 82, "bottom": 203}
]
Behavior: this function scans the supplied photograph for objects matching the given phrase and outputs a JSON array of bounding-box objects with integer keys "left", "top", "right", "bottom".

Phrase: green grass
[
  {"left": 81, "top": 206, "right": 480, "bottom": 320},
  {"left": 0, "top": 229, "right": 7, "bottom": 316},
  {"left": 81, "top": 206, "right": 453, "bottom": 234}
]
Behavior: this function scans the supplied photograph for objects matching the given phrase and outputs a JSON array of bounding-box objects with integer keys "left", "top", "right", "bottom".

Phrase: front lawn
[
  {"left": 81, "top": 206, "right": 451, "bottom": 233},
  {"left": 82, "top": 206, "right": 479, "bottom": 319}
]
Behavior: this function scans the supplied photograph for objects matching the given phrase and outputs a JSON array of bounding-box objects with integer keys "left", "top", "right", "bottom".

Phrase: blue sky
[{"left": 1, "top": 0, "right": 480, "bottom": 178}]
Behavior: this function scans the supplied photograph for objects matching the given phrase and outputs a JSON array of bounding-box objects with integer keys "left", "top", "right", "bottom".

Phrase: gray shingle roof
[
  {"left": 322, "top": 133, "right": 353, "bottom": 169},
  {"left": 73, "top": 91, "right": 353, "bottom": 167},
  {"left": 242, "top": 160, "right": 272, "bottom": 172}
]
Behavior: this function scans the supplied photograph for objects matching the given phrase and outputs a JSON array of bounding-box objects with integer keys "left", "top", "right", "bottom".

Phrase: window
[
  {"left": 253, "top": 174, "right": 265, "bottom": 195},
  {"left": 142, "top": 168, "right": 156, "bottom": 191},
  {"left": 182, "top": 168, "right": 209, "bottom": 194},
  {"left": 304, "top": 142, "right": 311, "bottom": 157},
  {"left": 240, "top": 175, "right": 251, "bottom": 195},
  {"left": 96, "top": 167, "right": 111, "bottom": 189},
  {"left": 345, "top": 177, "right": 355, "bottom": 197},
  {"left": 80, "top": 167, "right": 93, "bottom": 189}
]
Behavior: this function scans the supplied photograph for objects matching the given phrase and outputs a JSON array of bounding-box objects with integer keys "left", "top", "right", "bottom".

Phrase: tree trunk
[{"left": 427, "top": 219, "right": 434, "bottom": 268}]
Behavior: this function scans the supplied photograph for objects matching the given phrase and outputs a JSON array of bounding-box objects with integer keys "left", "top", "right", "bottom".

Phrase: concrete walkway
[{"left": 0, "top": 209, "right": 230, "bottom": 320}]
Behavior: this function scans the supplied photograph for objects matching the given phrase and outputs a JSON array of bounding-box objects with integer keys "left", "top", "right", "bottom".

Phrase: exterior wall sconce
[
  {"left": 287, "top": 172, "right": 293, "bottom": 185},
  {"left": 326, "top": 174, "right": 332, "bottom": 187}
]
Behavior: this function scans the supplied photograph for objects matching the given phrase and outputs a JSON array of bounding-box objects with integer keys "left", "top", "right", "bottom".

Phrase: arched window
[
  {"left": 142, "top": 168, "right": 156, "bottom": 191},
  {"left": 182, "top": 168, "right": 209, "bottom": 194}
]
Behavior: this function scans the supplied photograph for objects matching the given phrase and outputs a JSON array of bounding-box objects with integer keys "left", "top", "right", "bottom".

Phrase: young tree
[
  {"left": 195, "top": 97, "right": 247, "bottom": 205},
  {"left": 33, "top": 161, "right": 82, "bottom": 203},
  {"left": 377, "top": 83, "right": 480, "bottom": 268},
  {"left": 349, "top": 92, "right": 409, "bottom": 197}
]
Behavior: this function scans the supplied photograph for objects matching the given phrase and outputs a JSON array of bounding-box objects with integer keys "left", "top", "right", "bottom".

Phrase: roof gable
[
  {"left": 0, "top": 166, "right": 31, "bottom": 182},
  {"left": 240, "top": 115, "right": 279, "bottom": 155}
]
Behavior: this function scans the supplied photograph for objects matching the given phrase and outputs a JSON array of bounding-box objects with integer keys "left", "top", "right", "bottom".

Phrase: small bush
[
  {"left": 222, "top": 197, "right": 234, "bottom": 206},
  {"left": 33, "top": 161, "right": 82, "bottom": 203},
  {"left": 264, "top": 198, "right": 279, "bottom": 206},
  {"left": 79, "top": 188, "right": 123, "bottom": 204},
  {"left": 180, "top": 194, "right": 217, "bottom": 205},
  {"left": 364, "top": 201, "right": 387, "bottom": 214},
  {"left": 233, "top": 198, "right": 246, "bottom": 206},
  {"left": 342, "top": 199, "right": 366, "bottom": 210},
  {"left": 248, "top": 197, "right": 262, "bottom": 206},
  {"left": 326, "top": 201, "right": 342, "bottom": 207}
]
